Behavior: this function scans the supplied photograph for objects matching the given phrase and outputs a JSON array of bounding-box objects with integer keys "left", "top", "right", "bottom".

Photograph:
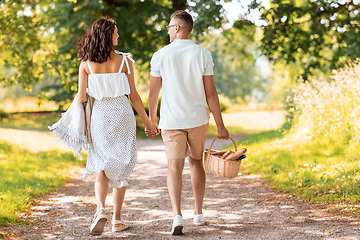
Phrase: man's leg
[
  {"left": 161, "top": 129, "right": 187, "bottom": 235},
  {"left": 188, "top": 156, "right": 206, "bottom": 215},
  {"left": 187, "top": 123, "right": 209, "bottom": 221},
  {"left": 167, "top": 158, "right": 185, "bottom": 216}
]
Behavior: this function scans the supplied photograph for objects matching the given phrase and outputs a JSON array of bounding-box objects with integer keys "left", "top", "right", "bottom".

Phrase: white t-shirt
[{"left": 150, "top": 39, "right": 214, "bottom": 129}]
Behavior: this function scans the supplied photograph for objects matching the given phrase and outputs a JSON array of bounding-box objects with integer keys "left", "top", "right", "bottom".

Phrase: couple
[{"left": 77, "top": 10, "right": 229, "bottom": 236}]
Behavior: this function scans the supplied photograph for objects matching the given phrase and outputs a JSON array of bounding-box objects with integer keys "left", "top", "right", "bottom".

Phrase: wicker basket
[{"left": 203, "top": 136, "right": 242, "bottom": 178}]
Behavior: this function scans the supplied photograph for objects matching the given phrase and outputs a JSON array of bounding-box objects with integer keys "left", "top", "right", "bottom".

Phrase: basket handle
[{"left": 208, "top": 136, "right": 237, "bottom": 151}]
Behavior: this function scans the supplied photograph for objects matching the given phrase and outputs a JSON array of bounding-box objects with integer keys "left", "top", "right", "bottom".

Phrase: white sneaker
[
  {"left": 193, "top": 214, "right": 205, "bottom": 226},
  {"left": 171, "top": 215, "right": 184, "bottom": 235}
]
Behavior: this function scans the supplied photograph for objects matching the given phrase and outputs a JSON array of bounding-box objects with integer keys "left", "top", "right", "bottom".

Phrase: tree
[
  {"left": 244, "top": 0, "right": 360, "bottom": 81},
  {"left": 199, "top": 25, "right": 266, "bottom": 102},
  {"left": 0, "top": 0, "right": 227, "bottom": 108}
]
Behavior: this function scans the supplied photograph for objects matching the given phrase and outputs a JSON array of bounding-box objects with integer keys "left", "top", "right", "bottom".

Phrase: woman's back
[
  {"left": 87, "top": 52, "right": 125, "bottom": 74},
  {"left": 86, "top": 51, "right": 133, "bottom": 100}
]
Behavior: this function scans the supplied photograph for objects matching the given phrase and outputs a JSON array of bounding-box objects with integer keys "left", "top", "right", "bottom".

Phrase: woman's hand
[{"left": 145, "top": 122, "right": 160, "bottom": 138}]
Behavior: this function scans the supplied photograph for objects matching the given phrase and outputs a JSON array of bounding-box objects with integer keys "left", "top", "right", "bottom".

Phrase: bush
[
  {"left": 218, "top": 94, "right": 231, "bottom": 112},
  {"left": 131, "top": 97, "right": 161, "bottom": 118},
  {"left": 0, "top": 109, "right": 9, "bottom": 119},
  {"left": 288, "top": 60, "right": 360, "bottom": 147}
]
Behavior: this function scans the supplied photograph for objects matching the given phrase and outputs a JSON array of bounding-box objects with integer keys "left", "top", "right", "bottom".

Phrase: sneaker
[
  {"left": 193, "top": 214, "right": 205, "bottom": 226},
  {"left": 171, "top": 215, "right": 184, "bottom": 235}
]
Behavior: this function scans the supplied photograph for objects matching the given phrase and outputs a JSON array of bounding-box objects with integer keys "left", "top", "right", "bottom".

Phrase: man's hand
[
  {"left": 145, "top": 123, "right": 160, "bottom": 139},
  {"left": 145, "top": 129, "right": 155, "bottom": 138},
  {"left": 217, "top": 126, "right": 229, "bottom": 139}
]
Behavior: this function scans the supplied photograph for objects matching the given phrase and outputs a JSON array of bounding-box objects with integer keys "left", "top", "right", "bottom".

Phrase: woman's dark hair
[{"left": 76, "top": 17, "right": 117, "bottom": 63}]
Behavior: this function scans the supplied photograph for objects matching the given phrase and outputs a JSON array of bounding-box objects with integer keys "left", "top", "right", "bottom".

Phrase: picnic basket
[{"left": 203, "top": 136, "right": 246, "bottom": 178}]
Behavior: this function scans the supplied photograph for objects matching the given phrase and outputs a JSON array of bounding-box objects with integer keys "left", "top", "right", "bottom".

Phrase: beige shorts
[{"left": 161, "top": 123, "right": 209, "bottom": 160}]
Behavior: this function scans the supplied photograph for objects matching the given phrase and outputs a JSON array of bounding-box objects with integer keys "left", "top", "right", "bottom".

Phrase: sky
[{"left": 222, "top": 0, "right": 269, "bottom": 26}]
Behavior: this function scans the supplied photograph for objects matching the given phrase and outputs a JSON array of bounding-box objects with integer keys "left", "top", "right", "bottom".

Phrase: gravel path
[{"left": 1, "top": 136, "right": 360, "bottom": 239}]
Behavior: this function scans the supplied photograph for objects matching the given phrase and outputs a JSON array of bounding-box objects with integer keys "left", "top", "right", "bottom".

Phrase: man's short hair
[{"left": 170, "top": 10, "right": 193, "bottom": 33}]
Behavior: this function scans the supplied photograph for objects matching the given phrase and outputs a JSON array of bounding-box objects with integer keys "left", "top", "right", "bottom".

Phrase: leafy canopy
[
  {"left": 245, "top": 0, "right": 360, "bottom": 80},
  {"left": 0, "top": 0, "right": 227, "bottom": 105}
]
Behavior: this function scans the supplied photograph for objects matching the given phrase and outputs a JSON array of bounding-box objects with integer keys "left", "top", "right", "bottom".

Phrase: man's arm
[
  {"left": 203, "top": 75, "right": 229, "bottom": 139},
  {"left": 147, "top": 75, "right": 162, "bottom": 138}
]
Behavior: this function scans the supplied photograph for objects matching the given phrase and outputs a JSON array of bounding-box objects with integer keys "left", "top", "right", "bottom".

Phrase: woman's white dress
[{"left": 82, "top": 51, "right": 137, "bottom": 188}]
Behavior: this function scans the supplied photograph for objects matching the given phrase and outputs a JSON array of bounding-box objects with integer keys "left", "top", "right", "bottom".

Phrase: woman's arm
[
  {"left": 78, "top": 61, "right": 88, "bottom": 103},
  {"left": 126, "top": 59, "right": 159, "bottom": 134}
]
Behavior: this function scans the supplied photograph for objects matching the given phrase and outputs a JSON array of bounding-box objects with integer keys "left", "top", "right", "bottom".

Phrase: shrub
[
  {"left": 218, "top": 94, "right": 231, "bottom": 112},
  {"left": 288, "top": 60, "right": 360, "bottom": 147},
  {"left": 0, "top": 109, "right": 9, "bottom": 119}
]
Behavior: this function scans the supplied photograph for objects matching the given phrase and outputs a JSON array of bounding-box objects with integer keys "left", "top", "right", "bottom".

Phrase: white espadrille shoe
[
  {"left": 90, "top": 208, "right": 107, "bottom": 236},
  {"left": 112, "top": 219, "right": 129, "bottom": 232}
]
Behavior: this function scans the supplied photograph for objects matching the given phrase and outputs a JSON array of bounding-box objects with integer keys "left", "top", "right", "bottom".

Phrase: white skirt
[{"left": 82, "top": 95, "right": 137, "bottom": 188}]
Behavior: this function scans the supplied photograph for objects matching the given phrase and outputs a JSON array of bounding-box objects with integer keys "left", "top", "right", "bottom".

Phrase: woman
[{"left": 76, "top": 17, "right": 158, "bottom": 236}]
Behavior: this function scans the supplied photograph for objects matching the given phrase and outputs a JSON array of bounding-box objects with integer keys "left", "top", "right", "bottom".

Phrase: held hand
[
  {"left": 217, "top": 126, "right": 229, "bottom": 140},
  {"left": 145, "top": 128, "right": 155, "bottom": 138},
  {"left": 145, "top": 122, "right": 160, "bottom": 139}
]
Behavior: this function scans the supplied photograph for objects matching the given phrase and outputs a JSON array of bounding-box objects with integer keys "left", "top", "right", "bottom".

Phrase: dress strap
[
  {"left": 115, "top": 50, "right": 135, "bottom": 74},
  {"left": 86, "top": 61, "right": 94, "bottom": 75}
]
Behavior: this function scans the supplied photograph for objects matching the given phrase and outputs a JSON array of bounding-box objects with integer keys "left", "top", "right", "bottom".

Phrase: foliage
[
  {"left": 0, "top": 0, "right": 228, "bottom": 108},
  {"left": 199, "top": 26, "right": 266, "bottom": 101},
  {"left": 240, "top": 60, "right": 360, "bottom": 205},
  {"left": 0, "top": 110, "right": 8, "bottom": 119},
  {"left": 245, "top": 0, "right": 360, "bottom": 80},
  {"left": 0, "top": 96, "right": 59, "bottom": 113},
  {"left": 0, "top": 140, "right": 84, "bottom": 224},
  {"left": 289, "top": 60, "right": 360, "bottom": 148},
  {"left": 240, "top": 131, "right": 360, "bottom": 204},
  {"left": 218, "top": 94, "right": 231, "bottom": 112}
]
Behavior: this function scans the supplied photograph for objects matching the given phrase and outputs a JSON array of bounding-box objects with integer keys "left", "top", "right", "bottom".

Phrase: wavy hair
[{"left": 76, "top": 17, "right": 117, "bottom": 63}]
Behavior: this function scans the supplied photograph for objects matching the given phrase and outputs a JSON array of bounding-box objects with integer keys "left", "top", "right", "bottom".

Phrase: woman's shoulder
[
  {"left": 115, "top": 50, "right": 131, "bottom": 55},
  {"left": 115, "top": 50, "right": 135, "bottom": 64},
  {"left": 78, "top": 60, "right": 87, "bottom": 70}
]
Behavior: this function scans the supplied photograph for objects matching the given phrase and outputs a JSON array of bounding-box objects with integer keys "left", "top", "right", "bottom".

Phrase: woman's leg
[
  {"left": 95, "top": 170, "right": 109, "bottom": 214},
  {"left": 113, "top": 186, "right": 126, "bottom": 221}
]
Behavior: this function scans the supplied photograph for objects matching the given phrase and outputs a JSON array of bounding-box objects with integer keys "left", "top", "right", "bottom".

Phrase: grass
[
  {"left": 0, "top": 112, "right": 61, "bottom": 131},
  {"left": 0, "top": 140, "right": 84, "bottom": 225},
  {"left": 238, "top": 128, "right": 360, "bottom": 206}
]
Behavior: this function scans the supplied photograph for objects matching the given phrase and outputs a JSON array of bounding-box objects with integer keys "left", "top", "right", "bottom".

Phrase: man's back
[{"left": 150, "top": 39, "right": 214, "bottom": 129}]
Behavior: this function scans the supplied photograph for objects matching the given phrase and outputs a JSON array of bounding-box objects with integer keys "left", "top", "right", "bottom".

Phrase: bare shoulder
[
  {"left": 113, "top": 51, "right": 122, "bottom": 60},
  {"left": 79, "top": 61, "right": 90, "bottom": 75}
]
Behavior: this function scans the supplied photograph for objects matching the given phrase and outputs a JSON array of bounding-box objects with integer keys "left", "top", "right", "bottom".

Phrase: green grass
[
  {"left": 0, "top": 140, "right": 85, "bottom": 225},
  {"left": 0, "top": 112, "right": 61, "bottom": 131},
  {"left": 207, "top": 124, "right": 259, "bottom": 137},
  {"left": 239, "top": 129, "right": 360, "bottom": 205}
]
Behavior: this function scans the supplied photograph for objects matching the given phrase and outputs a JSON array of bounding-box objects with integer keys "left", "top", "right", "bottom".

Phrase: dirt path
[{"left": 1, "top": 137, "right": 360, "bottom": 239}]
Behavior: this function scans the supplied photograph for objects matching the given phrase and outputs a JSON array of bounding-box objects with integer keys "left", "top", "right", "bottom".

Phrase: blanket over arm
[{"left": 48, "top": 94, "right": 93, "bottom": 160}]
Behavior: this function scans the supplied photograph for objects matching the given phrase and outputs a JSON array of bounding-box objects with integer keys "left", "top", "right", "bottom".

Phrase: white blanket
[{"left": 48, "top": 95, "right": 89, "bottom": 160}]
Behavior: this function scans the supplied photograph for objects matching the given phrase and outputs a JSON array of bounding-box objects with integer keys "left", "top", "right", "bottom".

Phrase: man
[{"left": 147, "top": 10, "right": 229, "bottom": 235}]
